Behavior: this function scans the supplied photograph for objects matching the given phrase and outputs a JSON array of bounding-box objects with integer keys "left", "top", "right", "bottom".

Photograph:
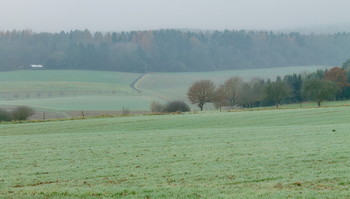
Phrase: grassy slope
[
  {"left": 0, "top": 70, "right": 157, "bottom": 112},
  {"left": 0, "top": 70, "right": 140, "bottom": 84},
  {"left": 0, "top": 96, "right": 154, "bottom": 111},
  {"left": 0, "top": 66, "right": 331, "bottom": 112},
  {"left": 137, "top": 65, "right": 330, "bottom": 102},
  {"left": 1, "top": 107, "right": 350, "bottom": 198}
]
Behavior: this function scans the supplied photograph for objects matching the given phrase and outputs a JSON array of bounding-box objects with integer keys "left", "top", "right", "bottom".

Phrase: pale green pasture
[
  {"left": 0, "top": 70, "right": 140, "bottom": 101},
  {"left": 1, "top": 107, "right": 350, "bottom": 198},
  {"left": 0, "top": 70, "right": 140, "bottom": 84},
  {"left": 0, "top": 81, "right": 135, "bottom": 102},
  {"left": 0, "top": 96, "right": 155, "bottom": 111},
  {"left": 0, "top": 70, "right": 152, "bottom": 111},
  {"left": 0, "top": 66, "right": 332, "bottom": 112},
  {"left": 138, "top": 65, "right": 330, "bottom": 101},
  {"left": 0, "top": 81, "right": 130, "bottom": 91}
]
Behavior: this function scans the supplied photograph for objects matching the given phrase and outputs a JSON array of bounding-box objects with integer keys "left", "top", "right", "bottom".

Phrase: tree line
[
  {"left": 1, "top": 29, "right": 350, "bottom": 72},
  {"left": 187, "top": 61, "right": 350, "bottom": 110}
]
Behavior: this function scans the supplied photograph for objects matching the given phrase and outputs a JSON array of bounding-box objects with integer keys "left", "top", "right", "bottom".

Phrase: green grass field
[
  {"left": 137, "top": 65, "right": 330, "bottom": 102},
  {"left": 0, "top": 66, "right": 331, "bottom": 115},
  {"left": 0, "top": 70, "right": 155, "bottom": 114},
  {"left": 0, "top": 70, "right": 140, "bottom": 84},
  {"left": 1, "top": 106, "right": 350, "bottom": 198},
  {"left": 0, "top": 70, "right": 141, "bottom": 100},
  {"left": 0, "top": 96, "right": 154, "bottom": 111}
]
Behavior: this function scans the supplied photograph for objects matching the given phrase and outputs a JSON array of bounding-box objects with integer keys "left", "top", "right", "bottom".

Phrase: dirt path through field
[
  {"left": 129, "top": 73, "right": 173, "bottom": 102},
  {"left": 130, "top": 73, "right": 148, "bottom": 92}
]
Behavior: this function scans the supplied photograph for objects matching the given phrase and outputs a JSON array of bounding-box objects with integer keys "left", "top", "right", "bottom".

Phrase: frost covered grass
[{"left": 1, "top": 107, "right": 350, "bottom": 198}]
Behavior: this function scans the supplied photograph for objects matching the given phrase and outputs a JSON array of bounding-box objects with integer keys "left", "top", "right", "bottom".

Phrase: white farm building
[{"left": 30, "top": 64, "right": 44, "bottom": 68}]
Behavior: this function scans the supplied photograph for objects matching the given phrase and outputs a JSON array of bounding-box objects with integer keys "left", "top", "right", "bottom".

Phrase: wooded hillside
[{"left": 1, "top": 29, "right": 350, "bottom": 72}]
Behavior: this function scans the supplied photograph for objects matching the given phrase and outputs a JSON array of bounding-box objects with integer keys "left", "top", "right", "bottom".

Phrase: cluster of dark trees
[
  {"left": 1, "top": 29, "right": 350, "bottom": 72},
  {"left": 150, "top": 100, "right": 190, "bottom": 113},
  {"left": 0, "top": 106, "right": 35, "bottom": 121},
  {"left": 187, "top": 61, "right": 350, "bottom": 110}
]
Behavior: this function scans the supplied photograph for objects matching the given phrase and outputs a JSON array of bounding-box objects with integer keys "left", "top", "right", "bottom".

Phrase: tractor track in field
[
  {"left": 130, "top": 73, "right": 148, "bottom": 93},
  {"left": 129, "top": 73, "right": 171, "bottom": 102}
]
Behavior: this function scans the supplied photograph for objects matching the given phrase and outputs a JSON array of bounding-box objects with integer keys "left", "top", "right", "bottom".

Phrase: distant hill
[{"left": 0, "top": 29, "right": 349, "bottom": 72}]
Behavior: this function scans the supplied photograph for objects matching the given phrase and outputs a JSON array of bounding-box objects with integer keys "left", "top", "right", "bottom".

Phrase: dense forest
[{"left": 1, "top": 29, "right": 350, "bottom": 72}]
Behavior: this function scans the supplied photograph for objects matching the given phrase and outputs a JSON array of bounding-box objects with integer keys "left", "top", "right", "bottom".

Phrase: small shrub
[
  {"left": 150, "top": 101, "right": 165, "bottom": 113},
  {"left": 0, "top": 108, "right": 11, "bottom": 122},
  {"left": 164, "top": 101, "right": 190, "bottom": 113},
  {"left": 11, "top": 106, "right": 35, "bottom": 121}
]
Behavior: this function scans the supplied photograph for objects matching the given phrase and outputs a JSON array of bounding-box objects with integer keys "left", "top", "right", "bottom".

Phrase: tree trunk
[
  {"left": 199, "top": 103, "right": 203, "bottom": 111},
  {"left": 317, "top": 101, "right": 321, "bottom": 107}
]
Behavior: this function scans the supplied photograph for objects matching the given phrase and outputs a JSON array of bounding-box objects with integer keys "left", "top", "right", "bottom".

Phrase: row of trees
[
  {"left": 187, "top": 64, "right": 350, "bottom": 110},
  {"left": 1, "top": 29, "right": 350, "bottom": 72}
]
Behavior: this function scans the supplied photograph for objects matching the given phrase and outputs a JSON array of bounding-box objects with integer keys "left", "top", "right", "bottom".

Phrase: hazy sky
[{"left": 1, "top": 0, "right": 350, "bottom": 32}]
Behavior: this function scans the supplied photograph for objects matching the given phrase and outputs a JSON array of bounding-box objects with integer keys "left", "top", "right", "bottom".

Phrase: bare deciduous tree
[
  {"left": 237, "top": 78, "right": 265, "bottom": 108},
  {"left": 214, "top": 86, "right": 227, "bottom": 111},
  {"left": 187, "top": 80, "right": 216, "bottom": 111},
  {"left": 221, "top": 77, "right": 243, "bottom": 106},
  {"left": 237, "top": 82, "right": 254, "bottom": 108},
  {"left": 248, "top": 78, "right": 265, "bottom": 106},
  {"left": 150, "top": 101, "right": 165, "bottom": 113}
]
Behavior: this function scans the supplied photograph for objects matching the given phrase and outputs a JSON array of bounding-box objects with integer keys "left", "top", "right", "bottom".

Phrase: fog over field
[{"left": 1, "top": 0, "right": 350, "bottom": 32}]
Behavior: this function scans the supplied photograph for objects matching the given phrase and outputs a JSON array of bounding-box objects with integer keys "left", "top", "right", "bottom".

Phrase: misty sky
[{"left": 1, "top": 0, "right": 350, "bottom": 32}]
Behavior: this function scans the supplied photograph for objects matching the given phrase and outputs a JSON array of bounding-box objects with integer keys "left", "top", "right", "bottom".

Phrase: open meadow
[
  {"left": 137, "top": 65, "right": 330, "bottom": 102},
  {"left": 1, "top": 106, "right": 350, "bottom": 198},
  {"left": 0, "top": 70, "right": 153, "bottom": 118},
  {"left": 0, "top": 65, "right": 330, "bottom": 118}
]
